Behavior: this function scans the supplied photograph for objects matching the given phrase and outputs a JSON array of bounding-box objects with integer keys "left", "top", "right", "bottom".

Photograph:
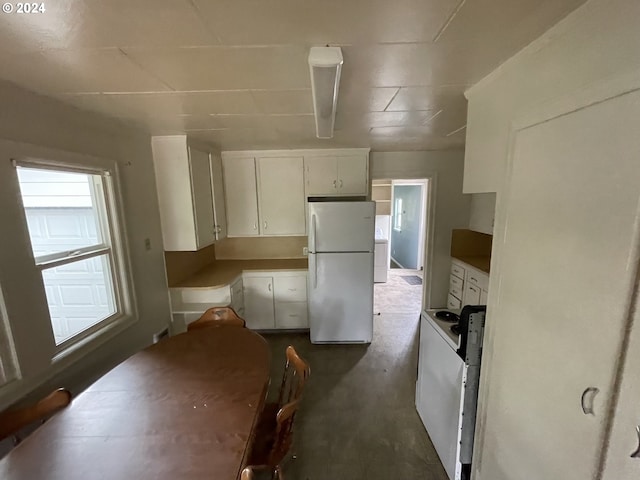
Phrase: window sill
[{"left": 52, "top": 315, "right": 136, "bottom": 367}]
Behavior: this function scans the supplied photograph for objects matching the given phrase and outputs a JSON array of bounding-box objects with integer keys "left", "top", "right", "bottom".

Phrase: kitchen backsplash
[{"left": 214, "top": 236, "right": 308, "bottom": 260}]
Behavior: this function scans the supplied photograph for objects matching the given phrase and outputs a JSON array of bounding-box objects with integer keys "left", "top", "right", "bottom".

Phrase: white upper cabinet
[
  {"left": 189, "top": 148, "right": 216, "bottom": 248},
  {"left": 222, "top": 149, "right": 368, "bottom": 237},
  {"left": 151, "top": 135, "right": 226, "bottom": 251},
  {"left": 304, "top": 153, "right": 369, "bottom": 196},
  {"left": 222, "top": 157, "right": 260, "bottom": 237},
  {"left": 257, "top": 157, "right": 306, "bottom": 235},
  {"left": 305, "top": 156, "right": 338, "bottom": 195},
  {"left": 336, "top": 155, "right": 369, "bottom": 195}
]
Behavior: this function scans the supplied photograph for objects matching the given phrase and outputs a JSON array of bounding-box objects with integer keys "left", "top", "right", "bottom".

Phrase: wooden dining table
[{"left": 0, "top": 326, "right": 271, "bottom": 480}]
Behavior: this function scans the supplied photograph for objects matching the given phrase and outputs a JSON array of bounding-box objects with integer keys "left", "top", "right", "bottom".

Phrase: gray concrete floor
[{"left": 261, "top": 311, "right": 448, "bottom": 480}]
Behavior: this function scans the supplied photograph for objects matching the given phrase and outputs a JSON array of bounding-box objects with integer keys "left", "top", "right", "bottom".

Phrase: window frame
[{"left": 13, "top": 156, "right": 136, "bottom": 355}]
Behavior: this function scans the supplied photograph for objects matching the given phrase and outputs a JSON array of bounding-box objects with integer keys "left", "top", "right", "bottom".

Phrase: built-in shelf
[{"left": 372, "top": 179, "right": 392, "bottom": 215}]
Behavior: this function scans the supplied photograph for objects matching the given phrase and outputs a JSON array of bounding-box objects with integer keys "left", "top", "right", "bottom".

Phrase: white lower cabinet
[
  {"left": 243, "top": 276, "right": 275, "bottom": 329},
  {"left": 243, "top": 271, "right": 308, "bottom": 330}
]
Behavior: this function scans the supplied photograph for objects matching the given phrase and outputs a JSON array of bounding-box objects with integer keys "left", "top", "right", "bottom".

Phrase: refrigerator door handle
[
  {"left": 309, "top": 254, "right": 317, "bottom": 289},
  {"left": 310, "top": 214, "right": 317, "bottom": 253}
]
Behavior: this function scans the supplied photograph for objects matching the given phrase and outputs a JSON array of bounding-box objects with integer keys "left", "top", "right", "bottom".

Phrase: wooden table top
[{"left": 0, "top": 326, "right": 271, "bottom": 480}]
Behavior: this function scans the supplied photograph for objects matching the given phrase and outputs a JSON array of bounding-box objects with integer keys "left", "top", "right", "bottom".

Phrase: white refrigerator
[{"left": 308, "top": 201, "right": 375, "bottom": 344}]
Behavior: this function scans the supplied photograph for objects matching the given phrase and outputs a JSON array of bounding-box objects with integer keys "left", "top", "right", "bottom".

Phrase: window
[
  {"left": 15, "top": 161, "right": 130, "bottom": 350},
  {"left": 393, "top": 197, "right": 403, "bottom": 231}
]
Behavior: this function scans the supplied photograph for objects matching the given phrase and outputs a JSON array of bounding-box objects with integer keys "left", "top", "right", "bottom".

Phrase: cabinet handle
[
  {"left": 268, "top": 283, "right": 271, "bottom": 292},
  {"left": 470, "top": 276, "right": 477, "bottom": 282},
  {"left": 581, "top": 387, "right": 599, "bottom": 415},
  {"left": 253, "top": 222, "right": 257, "bottom": 230},
  {"left": 332, "top": 179, "right": 337, "bottom": 188},
  {"left": 631, "top": 426, "right": 640, "bottom": 458},
  {"left": 339, "top": 179, "right": 343, "bottom": 188},
  {"left": 264, "top": 220, "right": 268, "bottom": 230}
]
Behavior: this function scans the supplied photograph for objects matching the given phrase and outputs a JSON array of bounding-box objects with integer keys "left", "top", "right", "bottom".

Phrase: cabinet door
[
  {"left": 305, "top": 156, "right": 338, "bottom": 195},
  {"left": 476, "top": 88, "right": 640, "bottom": 480},
  {"left": 257, "top": 157, "right": 306, "bottom": 235},
  {"left": 222, "top": 157, "right": 259, "bottom": 236},
  {"left": 337, "top": 155, "right": 368, "bottom": 195},
  {"left": 209, "top": 151, "right": 227, "bottom": 241},
  {"left": 243, "top": 276, "right": 275, "bottom": 329},
  {"left": 479, "top": 289, "right": 488, "bottom": 305},
  {"left": 462, "top": 282, "right": 481, "bottom": 306},
  {"left": 188, "top": 147, "right": 216, "bottom": 248}
]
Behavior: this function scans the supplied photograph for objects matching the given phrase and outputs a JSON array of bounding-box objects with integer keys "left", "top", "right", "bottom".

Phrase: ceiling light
[{"left": 308, "top": 47, "right": 343, "bottom": 139}]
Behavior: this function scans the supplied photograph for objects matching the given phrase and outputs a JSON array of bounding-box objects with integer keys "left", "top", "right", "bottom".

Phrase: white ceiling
[{"left": 0, "top": 0, "right": 586, "bottom": 151}]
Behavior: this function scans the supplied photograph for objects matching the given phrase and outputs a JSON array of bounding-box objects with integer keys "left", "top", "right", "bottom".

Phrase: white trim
[
  {"left": 222, "top": 147, "right": 370, "bottom": 160},
  {"left": 14, "top": 155, "right": 137, "bottom": 353},
  {"left": 464, "top": 0, "right": 593, "bottom": 98},
  {"left": 36, "top": 246, "right": 111, "bottom": 270}
]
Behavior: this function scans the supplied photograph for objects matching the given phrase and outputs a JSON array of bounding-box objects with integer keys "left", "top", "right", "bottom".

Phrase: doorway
[{"left": 373, "top": 178, "right": 429, "bottom": 315}]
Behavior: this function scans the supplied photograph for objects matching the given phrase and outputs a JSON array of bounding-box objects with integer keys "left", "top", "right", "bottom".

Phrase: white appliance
[
  {"left": 374, "top": 227, "right": 389, "bottom": 283},
  {"left": 308, "top": 201, "right": 375, "bottom": 343},
  {"left": 416, "top": 308, "right": 486, "bottom": 480}
]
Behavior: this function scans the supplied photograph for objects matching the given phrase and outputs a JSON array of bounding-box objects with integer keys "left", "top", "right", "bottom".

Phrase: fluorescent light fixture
[{"left": 308, "top": 47, "right": 343, "bottom": 139}]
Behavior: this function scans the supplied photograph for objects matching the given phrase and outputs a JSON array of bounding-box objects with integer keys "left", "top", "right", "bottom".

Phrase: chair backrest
[
  {"left": 187, "top": 306, "right": 246, "bottom": 331},
  {"left": 0, "top": 388, "right": 72, "bottom": 443},
  {"left": 268, "top": 399, "right": 300, "bottom": 466},
  {"left": 277, "top": 345, "right": 310, "bottom": 408},
  {"left": 240, "top": 467, "right": 254, "bottom": 480}
]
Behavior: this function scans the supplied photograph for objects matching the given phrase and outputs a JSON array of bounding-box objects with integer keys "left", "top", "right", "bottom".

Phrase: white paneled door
[
  {"left": 479, "top": 87, "right": 640, "bottom": 480},
  {"left": 222, "top": 157, "right": 259, "bottom": 236},
  {"left": 257, "top": 156, "right": 306, "bottom": 235}
]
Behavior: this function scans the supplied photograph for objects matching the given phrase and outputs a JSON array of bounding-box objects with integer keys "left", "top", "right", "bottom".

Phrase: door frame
[
  {"left": 390, "top": 179, "right": 428, "bottom": 270},
  {"left": 372, "top": 175, "right": 435, "bottom": 310}
]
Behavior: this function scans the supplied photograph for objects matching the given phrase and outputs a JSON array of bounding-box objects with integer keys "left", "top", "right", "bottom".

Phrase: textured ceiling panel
[{"left": 0, "top": 0, "right": 587, "bottom": 151}]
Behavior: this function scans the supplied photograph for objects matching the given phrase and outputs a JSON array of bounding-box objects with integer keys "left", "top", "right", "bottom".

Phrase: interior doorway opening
[{"left": 373, "top": 178, "right": 430, "bottom": 316}]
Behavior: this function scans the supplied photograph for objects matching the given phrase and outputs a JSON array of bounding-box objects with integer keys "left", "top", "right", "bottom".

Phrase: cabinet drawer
[
  {"left": 450, "top": 283, "right": 463, "bottom": 301},
  {"left": 175, "top": 287, "right": 231, "bottom": 306},
  {"left": 450, "top": 273, "right": 463, "bottom": 299},
  {"left": 466, "top": 269, "right": 489, "bottom": 291},
  {"left": 447, "top": 294, "right": 462, "bottom": 310},
  {"left": 275, "top": 302, "right": 308, "bottom": 329},
  {"left": 451, "top": 262, "right": 466, "bottom": 280},
  {"left": 274, "top": 275, "right": 307, "bottom": 302}
]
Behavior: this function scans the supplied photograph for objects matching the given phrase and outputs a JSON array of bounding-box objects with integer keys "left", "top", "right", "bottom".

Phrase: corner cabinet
[
  {"left": 305, "top": 153, "right": 369, "bottom": 196},
  {"left": 152, "top": 135, "right": 226, "bottom": 251}
]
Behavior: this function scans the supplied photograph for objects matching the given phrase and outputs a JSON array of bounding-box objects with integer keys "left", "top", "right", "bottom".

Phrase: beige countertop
[
  {"left": 452, "top": 255, "right": 491, "bottom": 274},
  {"left": 170, "top": 259, "right": 309, "bottom": 288}
]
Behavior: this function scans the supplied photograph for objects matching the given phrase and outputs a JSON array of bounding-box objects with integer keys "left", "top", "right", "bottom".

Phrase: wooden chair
[
  {"left": 240, "top": 467, "right": 254, "bottom": 480},
  {"left": 245, "top": 399, "right": 301, "bottom": 480},
  {"left": 187, "top": 306, "right": 246, "bottom": 331},
  {"left": 0, "top": 388, "right": 72, "bottom": 444},
  {"left": 257, "top": 346, "right": 310, "bottom": 435},
  {"left": 246, "top": 346, "right": 309, "bottom": 479},
  {"left": 277, "top": 345, "right": 310, "bottom": 407}
]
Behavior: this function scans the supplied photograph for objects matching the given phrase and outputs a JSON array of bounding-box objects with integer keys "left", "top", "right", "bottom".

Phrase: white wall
[
  {"left": 0, "top": 79, "right": 171, "bottom": 409},
  {"left": 370, "top": 151, "right": 470, "bottom": 308},
  {"left": 463, "top": 0, "right": 640, "bottom": 478}
]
